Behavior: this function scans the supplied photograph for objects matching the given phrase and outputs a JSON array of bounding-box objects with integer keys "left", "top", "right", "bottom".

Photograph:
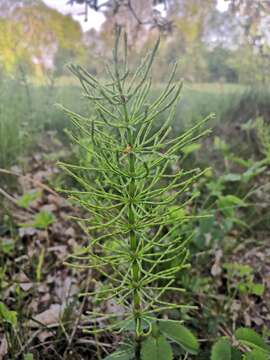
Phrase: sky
[
  {"left": 43, "top": 0, "right": 105, "bottom": 31},
  {"left": 43, "top": 0, "right": 229, "bottom": 32}
]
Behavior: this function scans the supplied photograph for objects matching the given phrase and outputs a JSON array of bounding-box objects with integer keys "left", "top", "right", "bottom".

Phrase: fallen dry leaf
[
  {"left": 211, "top": 249, "right": 223, "bottom": 277},
  {"left": 14, "top": 272, "right": 30, "bottom": 283},
  {"left": 37, "top": 330, "right": 53, "bottom": 342},
  {"left": 30, "top": 304, "right": 62, "bottom": 328},
  {"left": 14, "top": 272, "right": 34, "bottom": 292},
  {"left": 0, "top": 336, "right": 8, "bottom": 360},
  {"left": 40, "top": 204, "right": 57, "bottom": 213},
  {"left": 65, "top": 227, "right": 76, "bottom": 238},
  {"left": 19, "top": 227, "right": 37, "bottom": 238}
]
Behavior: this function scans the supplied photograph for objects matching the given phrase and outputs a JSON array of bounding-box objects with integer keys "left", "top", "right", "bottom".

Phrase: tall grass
[
  {"left": 0, "top": 77, "right": 88, "bottom": 169},
  {"left": 150, "top": 83, "right": 246, "bottom": 134},
  {"left": 1, "top": 74, "right": 269, "bottom": 171},
  {"left": 0, "top": 78, "right": 29, "bottom": 169}
]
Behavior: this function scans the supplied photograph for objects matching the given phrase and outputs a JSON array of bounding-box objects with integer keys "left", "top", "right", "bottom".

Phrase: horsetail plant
[{"left": 59, "top": 28, "right": 213, "bottom": 360}]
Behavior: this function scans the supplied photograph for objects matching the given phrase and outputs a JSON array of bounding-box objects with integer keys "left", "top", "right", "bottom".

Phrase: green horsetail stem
[{"left": 60, "top": 26, "right": 213, "bottom": 359}]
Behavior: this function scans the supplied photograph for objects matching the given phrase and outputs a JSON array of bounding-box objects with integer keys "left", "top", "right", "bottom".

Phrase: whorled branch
[{"left": 60, "top": 27, "right": 211, "bottom": 358}]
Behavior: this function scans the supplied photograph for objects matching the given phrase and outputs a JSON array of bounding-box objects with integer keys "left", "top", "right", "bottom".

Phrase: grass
[
  {"left": 0, "top": 77, "right": 88, "bottom": 170},
  {"left": 0, "top": 77, "right": 268, "bottom": 171},
  {"left": 0, "top": 78, "right": 30, "bottom": 169}
]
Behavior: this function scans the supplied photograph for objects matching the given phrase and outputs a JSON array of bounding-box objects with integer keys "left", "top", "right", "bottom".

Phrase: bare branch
[{"left": 67, "top": 0, "right": 172, "bottom": 32}]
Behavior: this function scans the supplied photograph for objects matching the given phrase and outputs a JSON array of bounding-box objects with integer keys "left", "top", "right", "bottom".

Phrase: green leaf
[
  {"left": 228, "top": 155, "right": 253, "bottom": 168},
  {"left": 141, "top": 336, "right": 173, "bottom": 360},
  {"left": 115, "top": 318, "right": 150, "bottom": 332},
  {"left": 0, "top": 238, "right": 14, "bottom": 254},
  {"left": 222, "top": 173, "right": 242, "bottom": 182},
  {"left": 17, "top": 191, "right": 41, "bottom": 209},
  {"left": 214, "top": 136, "right": 229, "bottom": 152},
  {"left": 249, "top": 283, "right": 265, "bottom": 296},
  {"left": 231, "top": 348, "right": 242, "bottom": 360},
  {"left": 182, "top": 143, "right": 201, "bottom": 155},
  {"left": 246, "top": 349, "right": 269, "bottom": 360},
  {"left": 206, "top": 180, "right": 224, "bottom": 196},
  {"left": 103, "top": 347, "right": 134, "bottom": 360},
  {"left": 218, "top": 195, "right": 247, "bottom": 208},
  {"left": 211, "top": 338, "right": 232, "bottom": 360},
  {"left": 23, "top": 354, "right": 34, "bottom": 360},
  {"left": 242, "top": 165, "right": 266, "bottom": 183},
  {"left": 168, "top": 206, "right": 187, "bottom": 221},
  {"left": 224, "top": 263, "right": 253, "bottom": 277},
  {"left": 241, "top": 119, "right": 256, "bottom": 132},
  {"left": 235, "top": 328, "right": 270, "bottom": 353},
  {"left": 0, "top": 302, "right": 17, "bottom": 327},
  {"left": 32, "top": 211, "right": 55, "bottom": 229},
  {"left": 217, "top": 195, "right": 246, "bottom": 218},
  {"left": 159, "top": 321, "right": 199, "bottom": 354}
]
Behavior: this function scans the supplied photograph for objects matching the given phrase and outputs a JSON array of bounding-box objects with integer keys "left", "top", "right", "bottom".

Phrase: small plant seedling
[
  {"left": 17, "top": 190, "right": 41, "bottom": 209},
  {"left": 0, "top": 301, "right": 19, "bottom": 358},
  {"left": 32, "top": 211, "right": 55, "bottom": 229},
  {"left": 0, "top": 302, "right": 17, "bottom": 328},
  {"left": 0, "top": 238, "right": 15, "bottom": 255},
  {"left": 20, "top": 210, "right": 55, "bottom": 230},
  {"left": 224, "top": 263, "right": 265, "bottom": 297},
  {"left": 60, "top": 28, "right": 212, "bottom": 359}
]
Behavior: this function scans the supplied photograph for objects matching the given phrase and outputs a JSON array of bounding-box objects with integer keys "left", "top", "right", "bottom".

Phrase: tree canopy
[{"left": 0, "top": 1, "right": 85, "bottom": 76}]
